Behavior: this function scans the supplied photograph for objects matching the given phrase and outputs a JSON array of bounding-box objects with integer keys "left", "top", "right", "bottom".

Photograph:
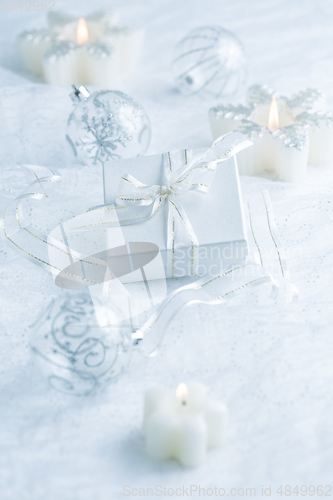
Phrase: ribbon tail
[
  {"left": 245, "top": 190, "right": 298, "bottom": 304},
  {"left": 2, "top": 165, "right": 62, "bottom": 273},
  {"left": 174, "top": 132, "right": 253, "bottom": 180},
  {"left": 168, "top": 196, "right": 199, "bottom": 277},
  {"left": 261, "top": 190, "right": 299, "bottom": 303},
  {"left": 166, "top": 199, "right": 175, "bottom": 278},
  {"left": 133, "top": 262, "right": 276, "bottom": 357}
]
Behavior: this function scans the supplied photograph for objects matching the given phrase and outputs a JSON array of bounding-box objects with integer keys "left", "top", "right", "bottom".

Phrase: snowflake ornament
[{"left": 66, "top": 86, "right": 151, "bottom": 165}]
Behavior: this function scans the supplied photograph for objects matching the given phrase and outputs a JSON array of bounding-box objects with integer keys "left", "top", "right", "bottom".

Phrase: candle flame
[
  {"left": 77, "top": 18, "right": 89, "bottom": 45},
  {"left": 268, "top": 97, "right": 279, "bottom": 132},
  {"left": 176, "top": 383, "right": 189, "bottom": 400}
]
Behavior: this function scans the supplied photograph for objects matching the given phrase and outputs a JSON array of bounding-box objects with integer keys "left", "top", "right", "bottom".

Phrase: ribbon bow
[{"left": 115, "top": 132, "right": 252, "bottom": 276}]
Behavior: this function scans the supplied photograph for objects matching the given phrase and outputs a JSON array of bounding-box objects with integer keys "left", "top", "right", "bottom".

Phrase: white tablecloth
[{"left": 1, "top": 0, "right": 333, "bottom": 498}]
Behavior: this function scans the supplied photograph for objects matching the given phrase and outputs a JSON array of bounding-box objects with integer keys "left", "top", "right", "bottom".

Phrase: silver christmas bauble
[
  {"left": 173, "top": 26, "right": 246, "bottom": 100},
  {"left": 30, "top": 292, "right": 133, "bottom": 395},
  {"left": 66, "top": 86, "right": 151, "bottom": 164}
]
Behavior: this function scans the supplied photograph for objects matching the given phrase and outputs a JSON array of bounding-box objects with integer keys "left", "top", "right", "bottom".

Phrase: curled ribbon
[
  {"left": 2, "top": 142, "right": 298, "bottom": 368},
  {"left": 115, "top": 132, "right": 252, "bottom": 277},
  {"left": 134, "top": 261, "right": 279, "bottom": 357},
  {"left": 2, "top": 164, "right": 62, "bottom": 272}
]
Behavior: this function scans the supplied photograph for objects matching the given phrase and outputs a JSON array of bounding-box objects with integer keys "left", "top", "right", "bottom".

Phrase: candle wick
[{"left": 182, "top": 400, "right": 187, "bottom": 406}]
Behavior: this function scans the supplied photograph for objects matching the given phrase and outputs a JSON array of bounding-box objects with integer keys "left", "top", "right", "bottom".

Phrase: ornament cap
[{"left": 70, "top": 85, "right": 90, "bottom": 103}]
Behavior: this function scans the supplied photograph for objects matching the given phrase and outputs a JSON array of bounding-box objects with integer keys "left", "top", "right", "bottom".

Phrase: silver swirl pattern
[{"left": 31, "top": 292, "right": 133, "bottom": 396}]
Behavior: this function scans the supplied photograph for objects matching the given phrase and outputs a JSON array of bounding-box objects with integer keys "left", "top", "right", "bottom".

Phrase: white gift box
[{"left": 103, "top": 146, "right": 249, "bottom": 280}]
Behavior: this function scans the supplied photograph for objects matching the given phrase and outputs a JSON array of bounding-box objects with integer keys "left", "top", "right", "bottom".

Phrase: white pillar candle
[
  {"left": 144, "top": 382, "right": 227, "bottom": 467},
  {"left": 17, "top": 30, "right": 53, "bottom": 76},
  {"left": 104, "top": 26, "right": 144, "bottom": 73}
]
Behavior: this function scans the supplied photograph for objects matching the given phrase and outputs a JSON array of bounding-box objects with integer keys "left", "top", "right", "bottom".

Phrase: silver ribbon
[
  {"left": 2, "top": 164, "right": 63, "bottom": 273},
  {"left": 115, "top": 132, "right": 252, "bottom": 277},
  {"left": 134, "top": 261, "right": 278, "bottom": 357},
  {"left": 2, "top": 160, "right": 298, "bottom": 368},
  {"left": 249, "top": 190, "right": 299, "bottom": 303}
]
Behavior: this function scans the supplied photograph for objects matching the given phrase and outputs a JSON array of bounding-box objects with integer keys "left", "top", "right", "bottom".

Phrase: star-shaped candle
[
  {"left": 143, "top": 382, "right": 227, "bottom": 467},
  {"left": 209, "top": 85, "right": 333, "bottom": 182},
  {"left": 17, "top": 9, "right": 144, "bottom": 87}
]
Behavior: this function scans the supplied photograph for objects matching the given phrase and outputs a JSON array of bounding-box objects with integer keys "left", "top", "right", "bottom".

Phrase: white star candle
[
  {"left": 209, "top": 85, "right": 333, "bottom": 182},
  {"left": 143, "top": 382, "right": 227, "bottom": 467},
  {"left": 42, "top": 19, "right": 120, "bottom": 88},
  {"left": 17, "top": 9, "right": 144, "bottom": 87}
]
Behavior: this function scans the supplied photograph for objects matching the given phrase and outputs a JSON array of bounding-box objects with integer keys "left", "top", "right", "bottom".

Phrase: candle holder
[
  {"left": 66, "top": 85, "right": 151, "bottom": 164},
  {"left": 209, "top": 84, "right": 333, "bottom": 182}
]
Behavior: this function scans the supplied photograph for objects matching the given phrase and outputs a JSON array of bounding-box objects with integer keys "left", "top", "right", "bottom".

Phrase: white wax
[
  {"left": 209, "top": 114, "right": 243, "bottom": 140},
  {"left": 252, "top": 102, "right": 309, "bottom": 182},
  {"left": 104, "top": 26, "right": 144, "bottom": 73},
  {"left": 308, "top": 126, "right": 333, "bottom": 165},
  {"left": 237, "top": 130, "right": 309, "bottom": 183},
  {"left": 250, "top": 101, "right": 295, "bottom": 128},
  {"left": 43, "top": 41, "right": 121, "bottom": 88},
  {"left": 144, "top": 382, "right": 227, "bottom": 467},
  {"left": 209, "top": 103, "right": 309, "bottom": 182},
  {"left": 82, "top": 44, "right": 121, "bottom": 88},
  {"left": 304, "top": 115, "right": 333, "bottom": 165},
  {"left": 274, "top": 130, "right": 309, "bottom": 182},
  {"left": 17, "top": 30, "right": 53, "bottom": 76},
  {"left": 43, "top": 43, "right": 79, "bottom": 86}
]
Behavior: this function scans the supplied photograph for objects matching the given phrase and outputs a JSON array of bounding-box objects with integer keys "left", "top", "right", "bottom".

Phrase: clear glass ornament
[
  {"left": 30, "top": 291, "right": 133, "bottom": 396},
  {"left": 66, "top": 86, "right": 151, "bottom": 164},
  {"left": 172, "top": 26, "right": 246, "bottom": 100}
]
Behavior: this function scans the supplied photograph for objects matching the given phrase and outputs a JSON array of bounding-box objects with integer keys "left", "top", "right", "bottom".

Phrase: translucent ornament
[
  {"left": 66, "top": 85, "right": 151, "bottom": 164},
  {"left": 172, "top": 26, "right": 246, "bottom": 100},
  {"left": 30, "top": 291, "right": 133, "bottom": 396}
]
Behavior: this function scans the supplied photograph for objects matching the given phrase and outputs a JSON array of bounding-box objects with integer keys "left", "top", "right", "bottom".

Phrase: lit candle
[
  {"left": 17, "top": 9, "right": 144, "bottom": 87},
  {"left": 42, "top": 18, "right": 120, "bottom": 88},
  {"left": 143, "top": 382, "right": 228, "bottom": 467},
  {"left": 249, "top": 96, "right": 308, "bottom": 182},
  {"left": 209, "top": 85, "right": 333, "bottom": 182}
]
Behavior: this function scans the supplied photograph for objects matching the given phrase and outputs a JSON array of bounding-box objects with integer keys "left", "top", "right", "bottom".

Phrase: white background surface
[{"left": 0, "top": 0, "right": 333, "bottom": 498}]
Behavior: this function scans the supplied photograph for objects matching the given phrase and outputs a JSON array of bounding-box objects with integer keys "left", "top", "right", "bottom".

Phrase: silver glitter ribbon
[
  {"left": 114, "top": 132, "right": 252, "bottom": 277},
  {"left": 2, "top": 147, "right": 298, "bottom": 382}
]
